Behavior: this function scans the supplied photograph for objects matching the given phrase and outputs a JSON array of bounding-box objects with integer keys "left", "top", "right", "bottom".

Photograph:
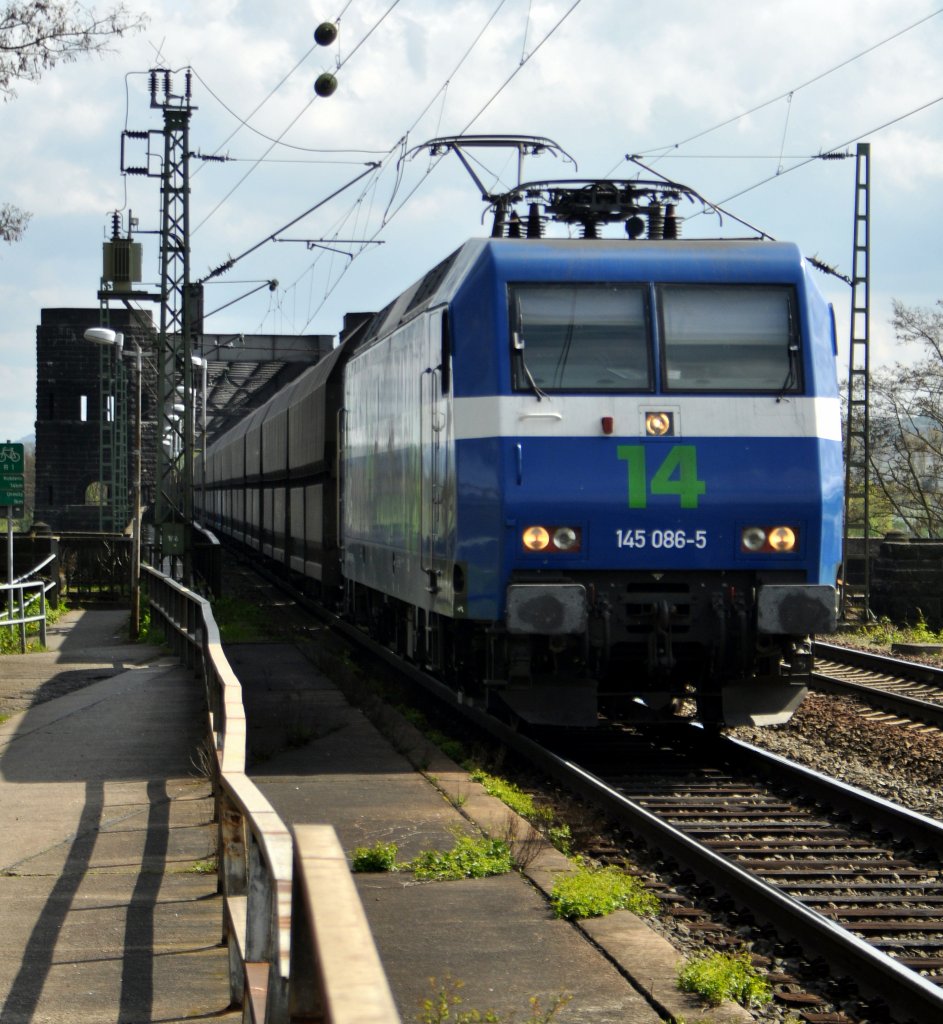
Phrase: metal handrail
[
  {"left": 143, "top": 564, "right": 398, "bottom": 1024},
  {"left": 1, "top": 567, "right": 56, "bottom": 652},
  {"left": 8, "top": 553, "right": 56, "bottom": 587}
]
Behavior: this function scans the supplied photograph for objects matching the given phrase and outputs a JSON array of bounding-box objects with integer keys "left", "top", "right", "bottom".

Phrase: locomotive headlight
[
  {"left": 768, "top": 526, "right": 796, "bottom": 552},
  {"left": 553, "top": 526, "right": 581, "bottom": 552},
  {"left": 741, "top": 525, "right": 799, "bottom": 553},
  {"left": 741, "top": 526, "right": 767, "bottom": 552},
  {"left": 522, "top": 525, "right": 582, "bottom": 552},
  {"left": 522, "top": 526, "right": 551, "bottom": 551},
  {"left": 645, "top": 411, "right": 673, "bottom": 437}
]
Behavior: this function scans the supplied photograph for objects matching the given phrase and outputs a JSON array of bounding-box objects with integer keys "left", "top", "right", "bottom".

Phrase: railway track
[
  {"left": 225, "top": 557, "right": 943, "bottom": 1022},
  {"left": 332, "top": 614, "right": 943, "bottom": 1022},
  {"left": 528, "top": 726, "right": 943, "bottom": 1024},
  {"left": 813, "top": 641, "right": 943, "bottom": 729}
]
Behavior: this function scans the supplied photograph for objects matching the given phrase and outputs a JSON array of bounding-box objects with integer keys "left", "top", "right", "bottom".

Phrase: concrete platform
[
  {"left": 0, "top": 609, "right": 238, "bottom": 1023},
  {"left": 0, "top": 608, "right": 752, "bottom": 1024},
  {"left": 229, "top": 642, "right": 753, "bottom": 1024}
]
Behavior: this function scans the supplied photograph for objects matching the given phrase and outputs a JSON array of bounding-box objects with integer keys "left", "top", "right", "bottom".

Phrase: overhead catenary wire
[
  {"left": 192, "top": 0, "right": 403, "bottom": 236},
  {"left": 709, "top": 93, "right": 943, "bottom": 208},
  {"left": 623, "top": 5, "right": 943, "bottom": 166},
  {"left": 293, "top": 0, "right": 585, "bottom": 333},
  {"left": 251, "top": 0, "right": 521, "bottom": 329},
  {"left": 182, "top": 0, "right": 581, "bottom": 334}
]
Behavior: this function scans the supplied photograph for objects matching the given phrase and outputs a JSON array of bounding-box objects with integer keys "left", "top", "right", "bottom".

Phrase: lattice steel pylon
[
  {"left": 841, "top": 142, "right": 872, "bottom": 620},
  {"left": 97, "top": 343, "right": 130, "bottom": 532},
  {"left": 151, "top": 70, "right": 195, "bottom": 577}
]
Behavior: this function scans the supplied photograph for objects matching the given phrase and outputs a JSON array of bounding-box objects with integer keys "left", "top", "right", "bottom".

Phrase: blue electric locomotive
[{"left": 199, "top": 184, "right": 843, "bottom": 729}]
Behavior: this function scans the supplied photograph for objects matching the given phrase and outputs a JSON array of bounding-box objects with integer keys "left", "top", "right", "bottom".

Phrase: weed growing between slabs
[
  {"left": 350, "top": 840, "right": 399, "bottom": 873},
  {"left": 676, "top": 949, "right": 773, "bottom": 1008},
  {"left": 549, "top": 863, "right": 661, "bottom": 920},
  {"left": 350, "top": 831, "right": 512, "bottom": 880},
  {"left": 418, "top": 975, "right": 572, "bottom": 1024}
]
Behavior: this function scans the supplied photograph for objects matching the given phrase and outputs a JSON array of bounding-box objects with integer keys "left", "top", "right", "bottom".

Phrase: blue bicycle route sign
[{"left": 0, "top": 442, "right": 25, "bottom": 507}]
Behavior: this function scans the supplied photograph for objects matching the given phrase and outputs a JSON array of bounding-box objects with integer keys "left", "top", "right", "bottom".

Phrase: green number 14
[{"left": 617, "top": 444, "right": 706, "bottom": 509}]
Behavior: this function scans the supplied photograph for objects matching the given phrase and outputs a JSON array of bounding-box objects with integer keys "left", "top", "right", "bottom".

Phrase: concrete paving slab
[
  {"left": 0, "top": 609, "right": 168, "bottom": 717},
  {"left": 357, "top": 872, "right": 661, "bottom": 1024},
  {"left": 0, "top": 609, "right": 238, "bottom": 1023},
  {"left": 233, "top": 642, "right": 670, "bottom": 1024}
]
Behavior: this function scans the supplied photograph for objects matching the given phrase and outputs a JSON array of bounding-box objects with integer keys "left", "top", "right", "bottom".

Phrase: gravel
[{"left": 728, "top": 690, "right": 943, "bottom": 822}]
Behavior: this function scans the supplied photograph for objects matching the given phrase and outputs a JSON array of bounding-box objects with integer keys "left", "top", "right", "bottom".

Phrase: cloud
[{"left": 0, "top": 0, "right": 942, "bottom": 442}]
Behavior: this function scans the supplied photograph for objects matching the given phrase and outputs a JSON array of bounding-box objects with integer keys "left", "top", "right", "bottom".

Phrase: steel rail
[
  {"left": 225, "top": 555, "right": 943, "bottom": 1021},
  {"left": 813, "top": 641, "right": 943, "bottom": 728},
  {"left": 331, "top": 613, "right": 943, "bottom": 1021},
  {"left": 815, "top": 640, "right": 943, "bottom": 684},
  {"left": 543, "top": 735, "right": 943, "bottom": 1024}
]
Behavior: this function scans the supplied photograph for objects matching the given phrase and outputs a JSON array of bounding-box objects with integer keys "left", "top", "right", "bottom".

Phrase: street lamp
[
  {"left": 191, "top": 355, "right": 208, "bottom": 522},
  {"left": 83, "top": 327, "right": 143, "bottom": 640}
]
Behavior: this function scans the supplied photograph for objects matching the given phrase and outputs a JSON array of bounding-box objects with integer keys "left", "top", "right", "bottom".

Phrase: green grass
[
  {"left": 350, "top": 841, "right": 400, "bottom": 873},
  {"left": 549, "top": 864, "right": 661, "bottom": 920},
  {"left": 209, "top": 595, "right": 276, "bottom": 642},
  {"left": 0, "top": 596, "right": 68, "bottom": 654},
  {"left": 842, "top": 611, "right": 943, "bottom": 650},
  {"left": 407, "top": 835, "right": 513, "bottom": 881},
  {"left": 677, "top": 950, "right": 773, "bottom": 1008},
  {"left": 418, "top": 976, "right": 571, "bottom": 1024},
  {"left": 186, "top": 858, "right": 218, "bottom": 875},
  {"left": 350, "top": 834, "right": 512, "bottom": 881},
  {"left": 469, "top": 769, "right": 553, "bottom": 823},
  {"left": 393, "top": 706, "right": 469, "bottom": 765}
]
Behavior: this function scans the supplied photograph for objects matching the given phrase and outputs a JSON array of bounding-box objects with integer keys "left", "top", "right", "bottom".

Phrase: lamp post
[
  {"left": 84, "top": 327, "right": 143, "bottom": 640},
  {"left": 191, "top": 355, "right": 208, "bottom": 522}
]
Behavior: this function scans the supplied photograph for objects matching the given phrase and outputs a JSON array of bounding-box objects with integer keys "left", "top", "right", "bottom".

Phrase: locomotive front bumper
[
  {"left": 504, "top": 580, "right": 837, "bottom": 638},
  {"left": 506, "top": 583, "right": 588, "bottom": 635},
  {"left": 756, "top": 583, "right": 837, "bottom": 635}
]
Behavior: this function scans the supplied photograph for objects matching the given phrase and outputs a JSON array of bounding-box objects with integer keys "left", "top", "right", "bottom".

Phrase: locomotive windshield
[
  {"left": 659, "top": 285, "right": 801, "bottom": 393},
  {"left": 510, "top": 283, "right": 651, "bottom": 392},
  {"left": 509, "top": 281, "right": 801, "bottom": 395}
]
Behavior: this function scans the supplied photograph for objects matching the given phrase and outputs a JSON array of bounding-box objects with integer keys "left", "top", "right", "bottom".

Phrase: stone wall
[{"left": 868, "top": 537, "right": 943, "bottom": 629}]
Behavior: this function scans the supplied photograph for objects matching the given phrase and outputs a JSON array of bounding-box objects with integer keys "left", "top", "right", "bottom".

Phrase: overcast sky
[{"left": 1, "top": 0, "right": 941, "bottom": 442}]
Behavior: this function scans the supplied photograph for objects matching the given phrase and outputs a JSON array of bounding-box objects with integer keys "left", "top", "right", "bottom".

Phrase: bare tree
[
  {"left": 869, "top": 300, "right": 943, "bottom": 537},
  {"left": 0, "top": 0, "right": 145, "bottom": 242},
  {"left": 0, "top": 199, "right": 29, "bottom": 241}
]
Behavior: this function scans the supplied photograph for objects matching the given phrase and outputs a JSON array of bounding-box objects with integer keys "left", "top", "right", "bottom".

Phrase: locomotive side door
[{"left": 419, "top": 307, "right": 453, "bottom": 602}]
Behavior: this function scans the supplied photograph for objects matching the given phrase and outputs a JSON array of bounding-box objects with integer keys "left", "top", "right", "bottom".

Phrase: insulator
[
  {"left": 663, "top": 204, "right": 680, "bottom": 239},
  {"left": 526, "top": 203, "right": 542, "bottom": 239},
  {"left": 111, "top": 211, "right": 121, "bottom": 239},
  {"left": 646, "top": 202, "right": 664, "bottom": 240},
  {"left": 491, "top": 199, "right": 507, "bottom": 238},
  {"left": 507, "top": 212, "right": 522, "bottom": 239},
  {"left": 581, "top": 220, "right": 598, "bottom": 240}
]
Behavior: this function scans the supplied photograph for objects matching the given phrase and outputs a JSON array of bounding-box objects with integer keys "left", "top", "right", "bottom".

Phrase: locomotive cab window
[
  {"left": 510, "top": 283, "right": 651, "bottom": 392},
  {"left": 659, "top": 285, "right": 801, "bottom": 393}
]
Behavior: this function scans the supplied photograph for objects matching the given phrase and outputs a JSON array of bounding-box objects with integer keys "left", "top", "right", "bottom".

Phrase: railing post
[
  {"left": 39, "top": 585, "right": 47, "bottom": 648},
  {"left": 17, "top": 584, "right": 26, "bottom": 653},
  {"left": 246, "top": 834, "right": 290, "bottom": 1023}
]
